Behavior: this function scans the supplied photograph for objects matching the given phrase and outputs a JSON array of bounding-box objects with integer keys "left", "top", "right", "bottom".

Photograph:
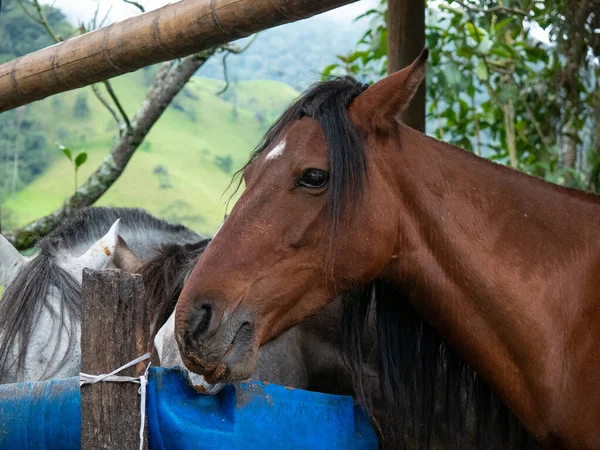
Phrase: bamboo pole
[{"left": 0, "top": 0, "right": 357, "bottom": 113}]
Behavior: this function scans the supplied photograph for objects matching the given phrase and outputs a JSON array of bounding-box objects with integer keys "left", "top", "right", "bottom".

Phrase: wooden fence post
[
  {"left": 80, "top": 269, "right": 151, "bottom": 450},
  {"left": 387, "top": 0, "right": 426, "bottom": 132}
]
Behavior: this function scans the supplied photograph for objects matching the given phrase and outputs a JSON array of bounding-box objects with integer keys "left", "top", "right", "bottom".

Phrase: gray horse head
[{"left": 0, "top": 207, "right": 201, "bottom": 384}]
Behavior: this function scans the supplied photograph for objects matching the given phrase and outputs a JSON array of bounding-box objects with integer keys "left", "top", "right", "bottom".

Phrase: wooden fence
[{"left": 0, "top": 0, "right": 357, "bottom": 113}]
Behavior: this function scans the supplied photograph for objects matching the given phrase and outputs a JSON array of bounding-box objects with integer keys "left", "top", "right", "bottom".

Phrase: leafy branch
[
  {"left": 5, "top": 50, "right": 215, "bottom": 250},
  {"left": 452, "top": 0, "right": 528, "bottom": 17},
  {"left": 59, "top": 146, "right": 88, "bottom": 194}
]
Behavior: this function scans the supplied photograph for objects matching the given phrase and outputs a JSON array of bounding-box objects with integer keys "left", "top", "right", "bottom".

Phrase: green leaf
[
  {"left": 59, "top": 145, "right": 72, "bottom": 161},
  {"left": 493, "top": 17, "right": 515, "bottom": 34},
  {"left": 445, "top": 62, "right": 461, "bottom": 87},
  {"left": 322, "top": 64, "right": 339, "bottom": 77},
  {"left": 426, "top": 31, "right": 440, "bottom": 49},
  {"left": 476, "top": 60, "right": 488, "bottom": 81},
  {"left": 466, "top": 23, "right": 488, "bottom": 42},
  {"left": 75, "top": 152, "right": 88, "bottom": 169},
  {"left": 354, "top": 8, "right": 379, "bottom": 22},
  {"left": 498, "top": 84, "right": 517, "bottom": 103}
]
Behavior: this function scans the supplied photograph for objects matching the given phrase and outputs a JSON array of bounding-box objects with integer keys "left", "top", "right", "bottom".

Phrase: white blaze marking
[{"left": 265, "top": 140, "right": 286, "bottom": 161}]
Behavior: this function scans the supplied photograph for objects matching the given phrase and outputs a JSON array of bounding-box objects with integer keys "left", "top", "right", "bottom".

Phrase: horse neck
[{"left": 384, "top": 124, "right": 600, "bottom": 441}]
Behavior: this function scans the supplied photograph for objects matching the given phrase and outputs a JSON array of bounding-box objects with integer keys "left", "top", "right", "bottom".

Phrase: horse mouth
[{"left": 184, "top": 321, "right": 255, "bottom": 383}]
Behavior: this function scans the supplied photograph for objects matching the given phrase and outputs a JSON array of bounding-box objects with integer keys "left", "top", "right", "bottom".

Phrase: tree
[
  {"left": 324, "top": 0, "right": 600, "bottom": 190},
  {"left": 3, "top": 0, "right": 255, "bottom": 249}
]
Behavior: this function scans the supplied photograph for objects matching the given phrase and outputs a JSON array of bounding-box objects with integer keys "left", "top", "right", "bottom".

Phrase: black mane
[
  {"left": 241, "top": 77, "right": 533, "bottom": 448},
  {"left": 240, "top": 76, "right": 368, "bottom": 235},
  {"left": 137, "top": 239, "right": 210, "bottom": 340}
]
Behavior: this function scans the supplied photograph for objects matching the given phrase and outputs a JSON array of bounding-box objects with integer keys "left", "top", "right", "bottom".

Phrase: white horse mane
[{"left": 0, "top": 207, "right": 202, "bottom": 383}]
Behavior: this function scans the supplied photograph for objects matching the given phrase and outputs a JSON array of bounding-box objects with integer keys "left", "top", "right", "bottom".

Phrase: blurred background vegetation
[
  {"left": 0, "top": 0, "right": 599, "bottom": 241},
  {"left": 0, "top": 0, "right": 368, "bottom": 237},
  {"left": 327, "top": 0, "right": 600, "bottom": 189}
]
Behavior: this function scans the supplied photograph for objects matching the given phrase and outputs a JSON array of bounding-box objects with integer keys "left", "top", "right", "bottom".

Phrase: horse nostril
[{"left": 188, "top": 303, "right": 212, "bottom": 345}]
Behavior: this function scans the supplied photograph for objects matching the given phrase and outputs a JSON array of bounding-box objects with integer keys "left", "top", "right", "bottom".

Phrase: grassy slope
[{"left": 4, "top": 72, "right": 298, "bottom": 236}]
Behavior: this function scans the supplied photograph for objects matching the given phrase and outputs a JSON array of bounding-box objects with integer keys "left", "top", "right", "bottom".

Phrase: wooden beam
[
  {"left": 0, "top": 0, "right": 357, "bottom": 113},
  {"left": 80, "top": 269, "right": 151, "bottom": 450},
  {"left": 387, "top": 0, "right": 426, "bottom": 131}
]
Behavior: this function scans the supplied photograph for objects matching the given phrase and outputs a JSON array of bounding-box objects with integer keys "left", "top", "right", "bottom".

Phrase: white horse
[
  {"left": 0, "top": 207, "right": 201, "bottom": 384},
  {"left": 0, "top": 208, "right": 376, "bottom": 407}
]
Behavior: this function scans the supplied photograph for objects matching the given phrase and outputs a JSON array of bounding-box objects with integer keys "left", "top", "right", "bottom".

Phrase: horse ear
[
  {"left": 0, "top": 234, "right": 26, "bottom": 285},
  {"left": 112, "top": 235, "right": 142, "bottom": 273},
  {"left": 76, "top": 219, "right": 122, "bottom": 270},
  {"left": 350, "top": 48, "right": 428, "bottom": 131}
]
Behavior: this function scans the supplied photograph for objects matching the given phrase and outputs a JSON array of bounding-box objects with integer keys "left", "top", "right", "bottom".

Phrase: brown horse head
[
  {"left": 174, "top": 50, "right": 429, "bottom": 383},
  {"left": 175, "top": 41, "right": 600, "bottom": 447}
]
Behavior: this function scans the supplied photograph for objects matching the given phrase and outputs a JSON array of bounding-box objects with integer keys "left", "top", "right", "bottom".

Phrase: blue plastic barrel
[
  {"left": 0, "top": 368, "right": 377, "bottom": 449},
  {"left": 147, "top": 367, "right": 378, "bottom": 449},
  {"left": 0, "top": 376, "right": 81, "bottom": 449}
]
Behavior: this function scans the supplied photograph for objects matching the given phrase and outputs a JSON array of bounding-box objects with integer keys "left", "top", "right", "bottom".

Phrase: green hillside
[{"left": 2, "top": 71, "right": 299, "bottom": 236}]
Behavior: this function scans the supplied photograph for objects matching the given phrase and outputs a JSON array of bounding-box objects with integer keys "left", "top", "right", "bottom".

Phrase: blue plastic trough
[
  {"left": 0, "top": 376, "right": 80, "bottom": 449},
  {"left": 0, "top": 367, "right": 377, "bottom": 449}
]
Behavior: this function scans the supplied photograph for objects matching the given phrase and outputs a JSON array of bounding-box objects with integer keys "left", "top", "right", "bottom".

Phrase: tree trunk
[
  {"left": 502, "top": 100, "right": 518, "bottom": 169},
  {"left": 5, "top": 51, "right": 212, "bottom": 250},
  {"left": 560, "top": 119, "right": 577, "bottom": 170},
  {"left": 387, "top": 0, "right": 426, "bottom": 131}
]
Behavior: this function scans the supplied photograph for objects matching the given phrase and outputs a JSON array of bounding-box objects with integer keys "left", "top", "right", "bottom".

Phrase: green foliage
[
  {"left": 0, "top": 0, "right": 72, "bottom": 59},
  {"left": 75, "top": 153, "right": 88, "bottom": 169},
  {"left": 0, "top": 0, "right": 305, "bottom": 237},
  {"left": 199, "top": 16, "right": 368, "bottom": 91},
  {"left": 1, "top": 72, "right": 299, "bottom": 236},
  {"left": 324, "top": 0, "right": 600, "bottom": 191},
  {"left": 59, "top": 145, "right": 88, "bottom": 193},
  {"left": 0, "top": 110, "right": 51, "bottom": 195}
]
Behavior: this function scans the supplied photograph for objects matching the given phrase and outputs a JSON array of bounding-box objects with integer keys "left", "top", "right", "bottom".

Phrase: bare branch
[
  {"left": 5, "top": 50, "right": 216, "bottom": 250},
  {"left": 18, "top": 4, "right": 130, "bottom": 138},
  {"left": 216, "top": 52, "right": 231, "bottom": 96},
  {"left": 520, "top": 95, "right": 550, "bottom": 152},
  {"left": 91, "top": 3, "right": 100, "bottom": 30},
  {"left": 31, "top": 0, "right": 62, "bottom": 42},
  {"left": 223, "top": 33, "right": 259, "bottom": 54},
  {"left": 91, "top": 84, "right": 123, "bottom": 129},
  {"left": 123, "top": 0, "right": 145, "bottom": 13},
  {"left": 216, "top": 34, "right": 259, "bottom": 96},
  {"left": 98, "top": 5, "right": 113, "bottom": 28},
  {"left": 102, "top": 80, "right": 132, "bottom": 130},
  {"left": 453, "top": 0, "right": 528, "bottom": 16},
  {"left": 15, "top": 0, "right": 44, "bottom": 26}
]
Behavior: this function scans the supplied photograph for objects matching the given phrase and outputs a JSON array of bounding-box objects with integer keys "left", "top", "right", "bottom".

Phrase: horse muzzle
[{"left": 174, "top": 299, "right": 259, "bottom": 383}]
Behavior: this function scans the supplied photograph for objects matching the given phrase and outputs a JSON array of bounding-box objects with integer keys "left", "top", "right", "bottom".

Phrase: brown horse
[{"left": 174, "top": 49, "right": 600, "bottom": 449}]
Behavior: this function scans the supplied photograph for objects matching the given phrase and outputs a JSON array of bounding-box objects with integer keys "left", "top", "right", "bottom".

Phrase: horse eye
[{"left": 296, "top": 169, "right": 329, "bottom": 189}]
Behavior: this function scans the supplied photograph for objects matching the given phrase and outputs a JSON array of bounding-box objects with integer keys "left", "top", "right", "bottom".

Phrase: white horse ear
[
  {"left": 0, "top": 234, "right": 26, "bottom": 285},
  {"left": 76, "top": 219, "right": 121, "bottom": 270}
]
